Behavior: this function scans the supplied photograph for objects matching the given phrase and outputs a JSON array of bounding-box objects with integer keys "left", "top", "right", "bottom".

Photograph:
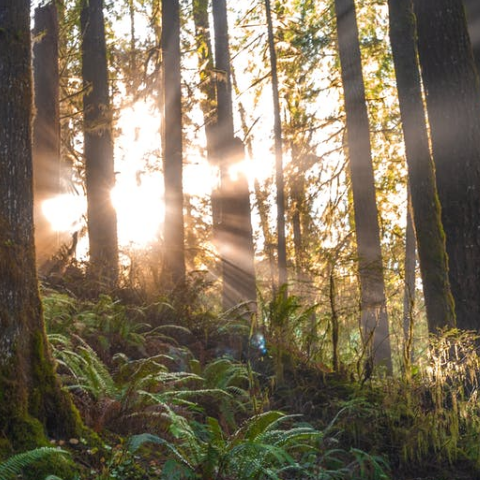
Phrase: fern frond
[{"left": 0, "top": 447, "right": 68, "bottom": 480}]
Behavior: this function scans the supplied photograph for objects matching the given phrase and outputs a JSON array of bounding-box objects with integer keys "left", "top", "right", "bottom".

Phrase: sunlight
[
  {"left": 41, "top": 194, "right": 85, "bottom": 232},
  {"left": 228, "top": 154, "right": 275, "bottom": 185},
  {"left": 41, "top": 99, "right": 277, "bottom": 249},
  {"left": 111, "top": 174, "right": 164, "bottom": 246},
  {"left": 113, "top": 100, "right": 164, "bottom": 247}
]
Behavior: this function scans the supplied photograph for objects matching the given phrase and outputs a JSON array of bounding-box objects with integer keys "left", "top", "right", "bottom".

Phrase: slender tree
[
  {"left": 0, "top": 0, "right": 80, "bottom": 447},
  {"left": 161, "top": 0, "right": 186, "bottom": 288},
  {"left": 265, "top": 0, "right": 288, "bottom": 292},
  {"left": 33, "top": 2, "right": 62, "bottom": 264},
  {"left": 81, "top": 0, "right": 118, "bottom": 289},
  {"left": 387, "top": 0, "right": 455, "bottom": 333},
  {"left": 414, "top": 0, "right": 480, "bottom": 331},
  {"left": 402, "top": 197, "right": 415, "bottom": 364},
  {"left": 192, "top": 0, "right": 223, "bottom": 249},
  {"left": 232, "top": 67, "right": 277, "bottom": 293},
  {"left": 212, "top": 0, "right": 257, "bottom": 310},
  {"left": 334, "top": 0, "right": 392, "bottom": 371},
  {"left": 463, "top": 0, "right": 480, "bottom": 75}
]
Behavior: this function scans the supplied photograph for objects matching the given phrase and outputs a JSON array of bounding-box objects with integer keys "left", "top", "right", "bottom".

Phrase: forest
[{"left": 1, "top": 0, "right": 480, "bottom": 478}]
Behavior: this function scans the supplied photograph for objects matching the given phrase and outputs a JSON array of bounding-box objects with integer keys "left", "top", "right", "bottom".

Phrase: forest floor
[{"left": 2, "top": 280, "right": 480, "bottom": 480}]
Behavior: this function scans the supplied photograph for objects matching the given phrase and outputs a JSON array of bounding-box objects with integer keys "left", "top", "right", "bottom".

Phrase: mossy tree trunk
[
  {"left": 414, "top": 0, "right": 480, "bottom": 331},
  {"left": 387, "top": 0, "right": 455, "bottom": 333},
  {"left": 0, "top": 0, "right": 81, "bottom": 450},
  {"left": 212, "top": 0, "right": 257, "bottom": 310},
  {"left": 33, "top": 2, "right": 62, "bottom": 265},
  {"left": 334, "top": 0, "right": 392, "bottom": 372},
  {"left": 161, "top": 0, "right": 186, "bottom": 288},
  {"left": 81, "top": 0, "right": 119, "bottom": 290}
]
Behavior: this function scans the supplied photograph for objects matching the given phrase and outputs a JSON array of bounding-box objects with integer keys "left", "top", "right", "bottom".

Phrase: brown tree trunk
[
  {"left": 387, "top": 0, "right": 455, "bottom": 332},
  {"left": 212, "top": 0, "right": 257, "bottom": 310},
  {"left": 463, "top": 0, "right": 480, "bottom": 75},
  {"left": 334, "top": 0, "right": 392, "bottom": 372},
  {"left": 161, "top": 0, "right": 186, "bottom": 288},
  {"left": 265, "top": 0, "right": 288, "bottom": 292},
  {"left": 402, "top": 197, "right": 415, "bottom": 364},
  {"left": 0, "top": 0, "right": 80, "bottom": 448},
  {"left": 81, "top": 0, "right": 118, "bottom": 289},
  {"left": 232, "top": 66, "right": 276, "bottom": 293},
  {"left": 192, "top": 0, "right": 222, "bottom": 256},
  {"left": 33, "top": 2, "right": 62, "bottom": 265},
  {"left": 414, "top": 0, "right": 480, "bottom": 332}
]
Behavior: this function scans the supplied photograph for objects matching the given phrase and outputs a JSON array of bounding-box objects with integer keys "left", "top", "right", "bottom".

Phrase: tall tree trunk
[
  {"left": 265, "top": 0, "right": 288, "bottom": 292},
  {"left": 81, "top": 0, "right": 118, "bottom": 289},
  {"left": 33, "top": 2, "right": 62, "bottom": 265},
  {"left": 414, "top": 0, "right": 480, "bottom": 331},
  {"left": 387, "top": 0, "right": 455, "bottom": 332},
  {"left": 0, "top": 0, "right": 80, "bottom": 448},
  {"left": 463, "top": 0, "right": 480, "bottom": 75},
  {"left": 232, "top": 66, "right": 276, "bottom": 293},
  {"left": 402, "top": 197, "right": 415, "bottom": 365},
  {"left": 212, "top": 0, "right": 257, "bottom": 310},
  {"left": 334, "top": 0, "right": 392, "bottom": 372},
  {"left": 192, "top": 0, "right": 222, "bottom": 251},
  {"left": 161, "top": 0, "right": 186, "bottom": 288}
]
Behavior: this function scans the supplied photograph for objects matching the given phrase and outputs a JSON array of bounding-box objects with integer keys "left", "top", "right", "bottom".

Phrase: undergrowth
[{"left": 3, "top": 287, "right": 480, "bottom": 479}]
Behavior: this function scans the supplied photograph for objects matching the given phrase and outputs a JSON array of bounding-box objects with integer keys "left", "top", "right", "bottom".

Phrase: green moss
[
  {"left": 7, "top": 417, "right": 49, "bottom": 452},
  {"left": 29, "top": 331, "right": 83, "bottom": 439},
  {"left": 0, "top": 439, "right": 13, "bottom": 461},
  {"left": 21, "top": 454, "right": 79, "bottom": 480}
]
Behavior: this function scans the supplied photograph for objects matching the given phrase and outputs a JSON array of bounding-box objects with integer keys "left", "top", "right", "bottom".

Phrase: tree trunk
[
  {"left": 232, "top": 66, "right": 277, "bottom": 293},
  {"left": 334, "top": 0, "right": 392, "bottom": 372},
  {"left": 402, "top": 196, "right": 415, "bottom": 365},
  {"left": 161, "top": 0, "right": 186, "bottom": 288},
  {"left": 387, "top": 0, "right": 455, "bottom": 332},
  {"left": 192, "top": 0, "right": 222, "bottom": 256},
  {"left": 81, "top": 0, "right": 118, "bottom": 289},
  {"left": 414, "top": 0, "right": 480, "bottom": 331},
  {"left": 0, "top": 0, "right": 80, "bottom": 448},
  {"left": 212, "top": 0, "right": 257, "bottom": 310},
  {"left": 33, "top": 2, "right": 62, "bottom": 265},
  {"left": 265, "top": 0, "right": 288, "bottom": 292},
  {"left": 463, "top": 0, "right": 480, "bottom": 75}
]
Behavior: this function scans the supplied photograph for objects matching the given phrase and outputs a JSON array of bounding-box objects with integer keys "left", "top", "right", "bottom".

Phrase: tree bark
[
  {"left": 81, "top": 0, "right": 118, "bottom": 289},
  {"left": 387, "top": 0, "right": 455, "bottom": 332},
  {"left": 414, "top": 0, "right": 480, "bottom": 331},
  {"left": 33, "top": 2, "right": 62, "bottom": 265},
  {"left": 334, "top": 0, "right": 392, "bottom": 372},
  {"left": 0, "top": 0, "right": 80, "bottom": 448},
  {"left": 192, "top": 0, "right": 222, "bottom": 257},
  {"left": 402, "top": 197, "right": 415, "bottom": 364},
  {"left": 212, "top": 0, "right": 257, "bottom": 310},
  {"left": 161, "top": 0, "right": 186, "bottom": 288},
  {"left": 463, "top": 0, "right": 480, "bottom": 75},
  {"left": 231, "top": 67, "right": 277, "bottom": 293},
  {"left": 265, "top": 0, "right": 288, "bottom": 292}
]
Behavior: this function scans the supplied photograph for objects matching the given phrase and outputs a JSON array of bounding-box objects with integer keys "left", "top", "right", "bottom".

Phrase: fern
[{"left": 0, "top": 447, "right": 68, "bottom": 480}]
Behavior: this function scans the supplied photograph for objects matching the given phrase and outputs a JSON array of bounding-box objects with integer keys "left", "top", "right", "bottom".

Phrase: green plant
[
  {"left": 0, "top": 447, "right": 69, "bottom": 480},
  {"left": 258, "top": 286, "right": 318, "bottom": 382},
  {"left": 128, "top": 410, "right": 323, "bottom": 480}
]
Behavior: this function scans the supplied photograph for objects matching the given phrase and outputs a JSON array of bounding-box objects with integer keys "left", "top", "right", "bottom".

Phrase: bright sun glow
[
  {"left": 41, "top": 99, "right": 277, "bottom": 249},
  {"left": 111, "top": 174, "right": 164, "bottom": 246},
  {"left": 42, "top": 194, "right": 85, "bottom": 232}
]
